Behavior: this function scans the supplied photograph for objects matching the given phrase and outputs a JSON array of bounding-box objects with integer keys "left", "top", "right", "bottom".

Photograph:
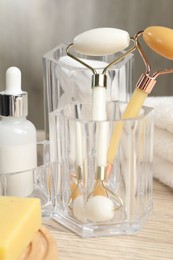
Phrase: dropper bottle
[{"left": 0, "top": 67, "right": 37, "bottom": 197}]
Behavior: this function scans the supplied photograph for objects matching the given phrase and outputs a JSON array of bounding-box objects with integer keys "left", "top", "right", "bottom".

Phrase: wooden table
[{"left": 43, "top": 180, "right": 173, "bottom": 260}]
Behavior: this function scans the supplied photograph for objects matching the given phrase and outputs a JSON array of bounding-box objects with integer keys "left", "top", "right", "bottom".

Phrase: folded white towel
[
  {"left": 154, "top": 127, "right": 173, "bottom": 164},
  {"left": 144, "top": 96, "right": 173, "bottom": 189},
  {"left": 153, "top": 154, "right": 173, "bottom": 188},
  {"left": 144, "top": 96, "right": 173, "bottom": 134}
]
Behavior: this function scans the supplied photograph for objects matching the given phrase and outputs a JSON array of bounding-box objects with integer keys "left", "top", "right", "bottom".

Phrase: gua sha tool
[
  {"left": 66, "top": 27, "right": 135, "bottom": 222},
  {"left": 106, "top": 26, "right": 173, "bottom": 178}
]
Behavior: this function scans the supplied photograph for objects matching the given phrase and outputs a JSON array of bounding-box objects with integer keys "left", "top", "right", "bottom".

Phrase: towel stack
[{"left": 144, "top": 96, "right": 173, "bottom": 189}]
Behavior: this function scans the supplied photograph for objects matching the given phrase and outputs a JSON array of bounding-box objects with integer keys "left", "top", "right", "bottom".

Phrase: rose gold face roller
[{"left": 106, "top": 26, "right": 173, "bottom": 177}]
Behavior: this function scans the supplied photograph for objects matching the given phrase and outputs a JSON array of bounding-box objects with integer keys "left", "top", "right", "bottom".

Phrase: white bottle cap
[
  {"left": 5, "top": 67, "right": 23, "bottom": 95},
  {"left": 0, "top": 67, "right": 28, "bottom": 117}
]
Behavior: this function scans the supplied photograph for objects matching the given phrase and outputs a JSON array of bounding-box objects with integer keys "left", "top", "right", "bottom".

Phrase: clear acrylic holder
[
  {"left": 43, "top": 44, "right": 134, "bottom": 137},
  {"left": 49, "top": 101, "right": 154, "bottom": 237},
  {"left": 0, "top": 141, "right": 57, "bottom": 217}
]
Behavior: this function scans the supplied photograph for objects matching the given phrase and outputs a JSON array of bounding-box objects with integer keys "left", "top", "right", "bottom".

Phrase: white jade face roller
[{"left": 67, "top": 28, "right": 133, "bottom": 222}]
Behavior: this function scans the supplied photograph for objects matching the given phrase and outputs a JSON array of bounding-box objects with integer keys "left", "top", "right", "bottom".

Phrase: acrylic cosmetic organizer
[
  {"left": 42, "top": 44, "right": 134, "bottom": 137},
  {"left": 49, "top": 101, "right": 154, "bottom": 237},
  {"left": 0, "top": 141, "right": 57, "bottom": 217}
]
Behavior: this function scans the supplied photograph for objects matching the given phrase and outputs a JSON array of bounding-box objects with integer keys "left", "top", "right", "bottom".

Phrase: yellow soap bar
[{"left": 0, "top": 196, "right": 42, "bottom": 260}]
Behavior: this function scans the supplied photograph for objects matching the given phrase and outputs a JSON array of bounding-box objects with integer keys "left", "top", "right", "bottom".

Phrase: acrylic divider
[
  {"left": 49, "top": 102, "right": 154, "bottom": 238},
  {"left": 42, "top": 44, "right": 134, "bottom": 138},
  {"left": 0, "top": 141, "right": 58, "bottom": 217}
]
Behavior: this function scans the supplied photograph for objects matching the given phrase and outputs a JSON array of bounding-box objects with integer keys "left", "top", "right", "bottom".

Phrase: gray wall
[{"left": 0, "top": 0, "right": 173, "bottom": 129}]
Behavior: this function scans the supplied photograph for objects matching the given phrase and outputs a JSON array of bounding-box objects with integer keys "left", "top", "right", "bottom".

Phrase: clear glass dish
[
  {"left": 0, "top": 141, "right": 57, "bottom": 217},
  {"left": 49, "top": 101, "right": 154, "bottom": 237}
]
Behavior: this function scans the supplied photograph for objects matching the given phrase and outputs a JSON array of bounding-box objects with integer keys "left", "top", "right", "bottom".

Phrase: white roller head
[{"left": 73, "top": 28, "right": 130, "bottom": 56}]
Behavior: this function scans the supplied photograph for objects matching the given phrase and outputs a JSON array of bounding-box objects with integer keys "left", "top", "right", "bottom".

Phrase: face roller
[
  {"left": 67, "top": 28, "right": 135, "bottom": 222},
  {"left": 106, "top": 26, "right": 173, "bottom": 177}
]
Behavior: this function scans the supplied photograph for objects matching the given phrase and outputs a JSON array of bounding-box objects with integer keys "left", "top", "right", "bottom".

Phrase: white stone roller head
[{"left": 73, "top": 28, "right": 130, "bottom": 56}]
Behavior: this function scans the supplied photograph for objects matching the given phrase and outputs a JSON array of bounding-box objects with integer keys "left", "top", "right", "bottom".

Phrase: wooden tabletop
[{"left": 43, "top": 180, "right": 173, "bottom": 260}]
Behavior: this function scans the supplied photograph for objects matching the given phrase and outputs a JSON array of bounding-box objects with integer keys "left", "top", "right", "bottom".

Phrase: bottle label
[
  {"left": 0, "top": 143, "right": 37, "bottom": 173},
  {"left": 0, "top": 143, "right": 37, "bottom": 197}
]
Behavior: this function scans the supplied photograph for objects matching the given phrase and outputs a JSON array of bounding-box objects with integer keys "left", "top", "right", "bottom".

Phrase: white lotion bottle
[{"left": 0, "top": 67, "right": 37, "bottom": 197}]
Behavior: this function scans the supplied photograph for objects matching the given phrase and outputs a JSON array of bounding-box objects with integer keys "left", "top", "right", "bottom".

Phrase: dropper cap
[{"left": 0, "top": 67, "right": 28, "bottom": 117}]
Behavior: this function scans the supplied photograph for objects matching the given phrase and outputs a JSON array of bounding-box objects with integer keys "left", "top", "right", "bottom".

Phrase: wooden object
[{"left": 21, "top": 226, "right": 58, "bottom": 260}]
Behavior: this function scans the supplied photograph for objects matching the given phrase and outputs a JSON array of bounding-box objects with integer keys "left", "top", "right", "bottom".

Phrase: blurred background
[{"left": 0, "top": 0, "right": 173, "bottom": 130}]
